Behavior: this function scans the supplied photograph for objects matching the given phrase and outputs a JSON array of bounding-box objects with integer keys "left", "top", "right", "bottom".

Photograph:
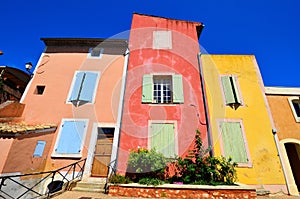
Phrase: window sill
[
  {"left": 148, "top": 104, "right": 177, "bottom": 107},
  {"left": 236, "top": 162, "right": 253, "bottom": 168},
  {"left": 51, "top": 153, "right": 82, "bottom": 159}
]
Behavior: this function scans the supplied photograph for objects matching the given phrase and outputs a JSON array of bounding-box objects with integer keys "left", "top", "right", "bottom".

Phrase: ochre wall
[
  {"left": 2, "top": 132, "right": 54, "bottom": 174},
  {"left": 0, "top": 139, "right": 13, "bottom": 173},
  {"left": 201, "top": 55, "right": 286, "bottom": 191},
  {"left": 267, "top": 95, "right": 300, "bottom": 140}
]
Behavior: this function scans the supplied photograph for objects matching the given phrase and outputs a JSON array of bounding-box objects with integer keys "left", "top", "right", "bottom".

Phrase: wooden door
[{"left": 91, "top": 128, "right": 114, "bottom": 177}]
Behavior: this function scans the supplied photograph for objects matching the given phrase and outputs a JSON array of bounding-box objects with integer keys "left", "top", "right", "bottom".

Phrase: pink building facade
[{"left": 1, "top": 38, "right": 128, "bottom": 181}]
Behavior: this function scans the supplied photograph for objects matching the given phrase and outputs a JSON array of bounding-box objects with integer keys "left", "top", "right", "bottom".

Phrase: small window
[
  {"left": 35, "top": 85, "right": 45, "bottom": 95},
  {"left": 219, "top": 121, "right": 250, "bottom": 166},
  {"left": 142, "top": 74, "right": 184, "bottom": 104},
  {"left": 33, "top": 141, "right": 46, "bottom": 157},
  {"left": 221, "top": 75, "right": 242, "bottom": 107},
  {"left": 153, "top": 76, "right": 172, "bottom": 104},
  {"left": 67, "top": 71, "right": 100, "bottom": 105},
  {"left": 150, "top": 123, "right": 176, "bottom": 158},
  {"left": 153, "top": 31, "right": 172, "bottom": 49},
  {"left": 52, "top": 119, "right": 88, "bottom": 158},
  {"left": 88, "top": 47, "right": 104, "bottom": 59},
  {"left": 288, "top": 97, "right": 300, "bottom": 122}
]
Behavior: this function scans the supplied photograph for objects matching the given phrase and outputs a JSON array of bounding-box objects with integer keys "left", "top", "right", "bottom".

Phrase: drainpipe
[
  {"left": 197, "top": 53, "right": 214, "bottom": 156},
  {"left": 272, "top": 128, "right": 291, "bottom": 194},
  {"left": 111, "top": 47, "right": 130, "bottom": 172}
]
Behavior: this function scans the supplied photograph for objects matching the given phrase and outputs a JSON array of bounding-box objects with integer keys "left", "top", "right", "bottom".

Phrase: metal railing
[
  {"left": 0, "top": 158, "right": 86, "bottom": 199},
  {"left": 104, "top": 159, "right": 117, "bottom": 194}
]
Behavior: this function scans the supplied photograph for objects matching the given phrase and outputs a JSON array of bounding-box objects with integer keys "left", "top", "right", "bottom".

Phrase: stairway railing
[
  {"left": 104, "top": 159, "right": 117, "bottom": 194},
  {"left": 0, "top": 158, "right": 86, "bottom": 199}
]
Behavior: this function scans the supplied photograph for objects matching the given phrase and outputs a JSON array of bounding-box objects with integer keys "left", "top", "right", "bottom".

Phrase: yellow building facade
[{"left": 201, "top": 54, "right": 287, "bottom": 193}]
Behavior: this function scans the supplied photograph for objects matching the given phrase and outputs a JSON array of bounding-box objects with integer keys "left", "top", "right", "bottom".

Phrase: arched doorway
[{"left": 284, "top": 142, "right": 300, "bottom": 192}]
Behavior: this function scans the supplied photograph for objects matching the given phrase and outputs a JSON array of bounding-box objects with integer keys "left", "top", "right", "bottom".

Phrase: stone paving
[{"left": 53, "top": 190, "right": 300, "bottom": 199}]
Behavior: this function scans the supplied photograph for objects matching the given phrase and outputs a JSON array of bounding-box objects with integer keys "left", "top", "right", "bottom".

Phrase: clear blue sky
[{"left": 0, "top": 0, "right": 299, "bottom": 87}]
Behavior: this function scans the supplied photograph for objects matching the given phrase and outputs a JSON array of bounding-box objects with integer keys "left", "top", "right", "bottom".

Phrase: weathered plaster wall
[
  {"left": 201, "top": 55, "right": 286, "bottom": 192},
  {"left": 117, "top": 14, "right": 207, "bottom": 173},
  {"left": 2, "top": 132, "right": 54, "bottom": 173},
  {"left": 0, "top": 138, "right": 13, "bottom": 173}
]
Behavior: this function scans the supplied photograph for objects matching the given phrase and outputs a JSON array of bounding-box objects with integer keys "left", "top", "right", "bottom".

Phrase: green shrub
[
  {"left": 126, "top": 148, "right": 167, "bottom": 182},
  {"left": 169, "top": 130, "right": 237, "bottom": 185},
  {"left": 109, "top": 174, "right": 132, "bottom": 184},
  {"left": 138, "top": 177, "right": 164, "bottom": 186}
]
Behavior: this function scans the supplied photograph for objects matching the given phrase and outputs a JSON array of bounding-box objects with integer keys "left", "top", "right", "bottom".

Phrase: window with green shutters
[
  {"left": 150, "top": 123, "right": 176, "bottom": 158},
  {"left": 219, "top": 121, "right": 249, "bottom": 164},
  {"left": 142, "top": 74, "right": 184, "bottom": 104},
  {"left": 221, "top": 75, "right": 242, "bottom": 106}
]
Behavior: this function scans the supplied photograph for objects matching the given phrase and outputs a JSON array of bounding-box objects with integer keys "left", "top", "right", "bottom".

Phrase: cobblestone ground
[{"left": 53, "top": 191, "right": 300, "bottom": 199}]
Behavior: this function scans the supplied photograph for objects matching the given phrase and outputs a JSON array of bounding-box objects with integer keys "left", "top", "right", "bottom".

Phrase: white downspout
[{"left": 110, "top": 48, "right": 129, "bottom": 172}]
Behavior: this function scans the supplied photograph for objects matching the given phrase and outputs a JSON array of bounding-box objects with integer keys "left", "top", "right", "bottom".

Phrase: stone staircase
[{"left": 71, "top": 178, "right": 106, "bottom": 193}]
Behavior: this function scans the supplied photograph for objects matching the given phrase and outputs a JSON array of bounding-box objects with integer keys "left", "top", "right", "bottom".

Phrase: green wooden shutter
[
  {"left": 151, "top": 123, "right": 175, "bottom": 158},
  {"left": 220, "top": 122, "right": 248, "bottom": 163},
  {"left": 221, "top": 76, "right": 235, "bottom": 104},
  {"left": 231, "top": 76, "right": 242, "bottom": 104},
  {"left": 172, "top": 74, "right": 184, "bottom": 103},
  {"left": 142, "top": 74, "right": 153, "bottom": 103}
]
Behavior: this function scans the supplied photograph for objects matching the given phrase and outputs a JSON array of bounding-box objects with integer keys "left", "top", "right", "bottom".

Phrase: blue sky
[{"left": 0, "top": 0, "right": 299, "bottom": 87}]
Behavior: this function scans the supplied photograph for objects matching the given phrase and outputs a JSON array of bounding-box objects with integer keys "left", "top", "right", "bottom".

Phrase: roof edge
[
  {"left": 265, "top": 86, "right": 300, "bottom": 95},
  {"left": 133, "top": 12, "right": 204, "bottom": 26}
]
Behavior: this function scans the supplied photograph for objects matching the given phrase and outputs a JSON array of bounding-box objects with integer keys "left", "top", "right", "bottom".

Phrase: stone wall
[{"left": 108, "top": 184, "right": 257, "bottom": 199}]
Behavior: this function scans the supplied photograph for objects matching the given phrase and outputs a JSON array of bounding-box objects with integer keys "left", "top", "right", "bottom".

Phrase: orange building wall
[
  {"left": 0, "top": 139, "right": 13, "bottom": 173},
  {"left": 2, "top": 133, "right": 55, "bottom": 173},
  {"left": 267, "top": 95, "right": 300, "bottom": 140}
]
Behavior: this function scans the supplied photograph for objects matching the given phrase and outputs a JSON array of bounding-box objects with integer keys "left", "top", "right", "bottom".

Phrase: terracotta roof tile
[{"left": 0, "top": 122, "right": 57, "bottom": 138}]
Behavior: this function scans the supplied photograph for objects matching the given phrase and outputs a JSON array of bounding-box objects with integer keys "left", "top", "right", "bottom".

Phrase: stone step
[
  {"left": 72, "top": 186, "right": 105, "bottom": 193},
  {"left": 75, "top": 181, "right": 106, "bottom": 189}
]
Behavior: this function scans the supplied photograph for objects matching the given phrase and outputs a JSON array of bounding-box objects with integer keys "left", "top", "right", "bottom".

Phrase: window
[
  {"left": 68, "top": 71, "right": 100, "bottom": 104},
  {"left": 288, "top": 97, "right": 300, "bottom": 122},
  {"left": 153, "top": 31, "right": 172, "bottom": 49},
  {"left": 52, "top": 119, "right": 88, "bottom": 158},
  {"left": 35, "top": 85, "right": 45, "bottom": 95},
  {"left": 220, "top": 75, "right": 242, "bottom": 106},
  {"left": 142, "top": 74, "right": 184, "bottom": 104},
  {"left": 150, "top": 123, "right": 176, "bottom": 158},
  {"left": 219, "top": 121, "right": 250, "bottom": 166},
  {"left": 33, "top": 141, "right": 46, "bottom": 157},
  {"left": 88, "top": 47, "right": 104, "bottom": 59},
  {"left": 153, "top": 77, "right": 172, "bottom": 103}
]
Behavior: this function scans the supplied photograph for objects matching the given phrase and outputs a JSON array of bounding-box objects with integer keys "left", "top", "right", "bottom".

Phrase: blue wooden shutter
[
  {"left": 69, "top": 72, "right": 85, "bottom": 102},
  {"left": 142, "top": 74, "right": 153, "bottom": 103},
  {"left": 172, "top": 75, "right": 184, "bottom": 103},
  {"left": 56, "top": 121, "right": 86, "bottom": 154},
  {"left": 151, "top": 123, "right": 175, "bottom": 158},
  {"left": 79, "top": 72, "right": 98, "bottom": 102},
  {"left": 220, "top": 122, "right": 248, "bottom": 163},
  {"left": 33, "top": 141, "right": 46, "bottom": 157}
]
